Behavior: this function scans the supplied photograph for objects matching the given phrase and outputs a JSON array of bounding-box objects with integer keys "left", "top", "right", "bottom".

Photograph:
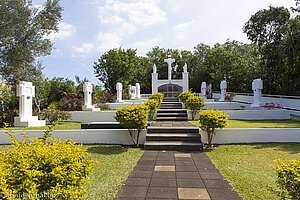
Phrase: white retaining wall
[
  {"left": 200, "top": 128, "right": 300, "bottom": 144},
  {"left": 0, "top": 129, "right": 146, "bottom": 145},
  {"left": 69, "top": 111, "right": 117, "bottom": 123}
]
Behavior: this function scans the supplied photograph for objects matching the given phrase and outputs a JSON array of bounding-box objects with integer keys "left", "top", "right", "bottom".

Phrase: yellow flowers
[
  {"left": 186, "top": 96, "right": 206, "bottom": 120},
  {"left": 149, "top": 93, "right": 164, "bottom": 104},
  {"left": 179, "top": 89, "right": 194, "bottom": 104}
]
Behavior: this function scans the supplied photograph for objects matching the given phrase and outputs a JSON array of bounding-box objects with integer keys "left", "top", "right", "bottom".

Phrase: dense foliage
[
  {"left": 114, "top": 104, "right": 149, "bottom": 147},
  {"left": 0, "top": 123, "right": 96, "bottom": 199},
  {"left": 178, "top": 89, "right": 195, "bottom": 105},
  {"left": 199, "top": 109, "right": 229, "bottom": 148},
  {"left": 272, "top": 159, "right": 300, "bottom": 199},
  {"left": 186, "top": 96, "right": 206, "bottom": 120},
  {"left": 149, "top": 93, "right": 164, "bottom": 104},
  {"left": 144, "top": 99, "right": 160, "bottom": 121},
  {"left": 39, "top": 108, "right": 71, "bottom": 124}
]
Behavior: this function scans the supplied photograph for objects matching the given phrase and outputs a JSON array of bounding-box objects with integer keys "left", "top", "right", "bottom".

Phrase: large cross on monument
[{"left": 164, "top": 55, "right": 175, "bottom": 81}]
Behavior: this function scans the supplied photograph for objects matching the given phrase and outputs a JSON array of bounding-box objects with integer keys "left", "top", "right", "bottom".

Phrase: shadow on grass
[
  {"left": 250, "top": 142, "right": 300, "bottom": 154},
  {"left": 86, "top": 145, "right": 129, "bottom": 155}
]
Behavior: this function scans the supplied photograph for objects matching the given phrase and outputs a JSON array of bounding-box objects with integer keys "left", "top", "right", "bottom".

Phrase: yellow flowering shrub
[
  {"left": 186, "top": 96, "right": 206, "bottom": 120},
  {"left": 149, "top": 93, "right": 164, "bottom": 104},
  {"left": 199, "top": 109, "right": 228, "bottom": 148},
  {"left": 114, "top": 104, "right": 149, "bottom": 147},
  {"left": 272, "top": 159, "right": 300, "bottom": 199},
  {"left": 144, "top": 99, "right": 160, "bottom": 120},
  {"left": 0, "top": 123, "right": 96, "bottom": 200},
  {"left": 178, "top": 89, "right": 194, "bottom": 104}
]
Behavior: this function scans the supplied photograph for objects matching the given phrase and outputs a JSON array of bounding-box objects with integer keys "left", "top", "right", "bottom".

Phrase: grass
[
  {"left": 190, "top": 119, "right": 300, "bottom": 128},
  {"left": 0, "top": 122, "right": 82, "bottom": 130},
  {"left": 205, "top": 143, "right": 300, "bottom": 200},
  {"left": 0, "top": 144, "right": 143, "bottom": 200}
]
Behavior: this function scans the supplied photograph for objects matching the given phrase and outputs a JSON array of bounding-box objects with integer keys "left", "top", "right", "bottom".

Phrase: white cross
[{"left": 164, "top": 55, "right": 175, "bottom": 80}]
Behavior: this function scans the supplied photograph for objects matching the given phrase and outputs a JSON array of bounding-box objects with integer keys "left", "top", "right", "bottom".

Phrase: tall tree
[{"left": 0, "top": 0, "right": 62, "bottom": 85}]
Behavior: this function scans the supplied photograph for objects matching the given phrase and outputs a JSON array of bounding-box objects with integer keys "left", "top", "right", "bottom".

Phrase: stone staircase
[{"left": 144, "top": 97, "right": 203, "bottom": 151}]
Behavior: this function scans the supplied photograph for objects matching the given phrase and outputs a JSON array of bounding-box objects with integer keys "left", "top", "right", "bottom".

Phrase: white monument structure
[
  {"left": 135, "top": 83, "right": 141, "bottom": 100},
  {"left": 14, "top": 81, "right": 45, "bottom": 127},
  {"left": 251, "top": 78, "right": 263, "bottom": 107},
  {"left": 220, "top": 80, "right": 227, "bottom": 101},
  {"left": 152, "top": 55, "right": 189, "bottom": 96},
  {"left": 116, "top": 82, "right": 124, "bottom": 103},
  {"left": 128, "top": 85, "right": 136, "bottom": 99},
  {"left": 82, "top": 82, "right": 99, "bottom": 111},
  {"left": 201, "top": 82, "right": 207, "bottom": 99}
]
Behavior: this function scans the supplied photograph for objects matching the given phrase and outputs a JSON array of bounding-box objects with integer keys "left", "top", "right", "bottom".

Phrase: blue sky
[{"left": 34, "top": 0, "right": 296, "bottom": 85}]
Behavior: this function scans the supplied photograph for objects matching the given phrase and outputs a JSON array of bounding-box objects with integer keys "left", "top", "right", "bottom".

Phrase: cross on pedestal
[{"left": 164, "top": 55, "right": 175, "bottom": 80}]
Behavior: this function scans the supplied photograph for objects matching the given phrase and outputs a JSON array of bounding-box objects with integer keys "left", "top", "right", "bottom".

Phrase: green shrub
[
  {"left": 58, "top": 96, "right": 82, "bottom": 111},
  {"left": 199, "top": 109, "right": 228, "bottom": 148},
  {"left": 178, "top": 89, "right": 194, "bottom": 105},
  {"left": 272, "top": 159, "right": 300, "bottom": 199},
  {"left": 38, "top": 108, "right": 71, "bottom": 124},
  {"left": 0, "top": 123, "right": 96, "bottom": 200},
  {"left": 48, "top": 101, "right": 59, "bottom": 109},
  {"left": 186, "top": 96, "right": 206, "bottom": 120},
  {"left": 114, "top": 104, "right": 149, "bottom": 147},
  {"left": 144, "top": 99, "right": 160, "bottom": 120},
  {"left": 149, "top": 93, "right": 164, "bottom": 104}
]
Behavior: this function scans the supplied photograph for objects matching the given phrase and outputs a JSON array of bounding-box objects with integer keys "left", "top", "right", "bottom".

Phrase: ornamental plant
[
  {"left": 272, "top": 159, "right": 300, "bottom": 199},
  {"left": 186, "top": 96, "right": 206, "bottom": 120},
  {"left": 149, "top": 93, "right": 164, "bottom": 104},
  {"left": 114, "top": 104, "right": 149, "bottom": 147},
  {"left": 58, "top": 95, "right": 82, "bottom": 111},
  {"left": 179, "top": 89, "right": 195, "bottom": 105},
  {"left": 38, "top": 108, "right": 71, "bottom": 124},
  {"left": 0, "top": 122, "right": 96, "bottom": 200},
  {"left": 144, "top": 99, "right": 160, "bottom": 120},
  {"left": 224, "top": 92, "right": 236, "bottom": 102},
  {"left": 199, "top": 109, "right": 229, "bottom": 148}
]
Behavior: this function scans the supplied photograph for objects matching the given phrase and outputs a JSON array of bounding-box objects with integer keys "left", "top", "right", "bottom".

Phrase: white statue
[
  {"left": 82, "top": 82, "right": 100, "bottom": 111},
  {"left": 164, "top": 55, "right": 175, "bottom": 81},
  {"left": 220, "top": 80, "right": 227, "bottom": 101},
  {"left": 153, "top": 64, "right": 157, "bottom": 73},
  {"left": 116, "top": 82, "right": 124, "bottom": 103},
  {"left": 251, "top": 78, "right": 263, "bottom": 107},
  {"left": 14, "top": 81, "right": 45, "bottom": 127},
  {"left": 183, "top": 63, "right": 187, "bottom": 73},
  {"left": 128, "top": 85, "right": 136, "bottom": 99},
  {"left": 201, "top": 82, "right": 207, "bottom": 99},
  {"left": 135, "top": 83, "right": 141, "bottom": 99}
]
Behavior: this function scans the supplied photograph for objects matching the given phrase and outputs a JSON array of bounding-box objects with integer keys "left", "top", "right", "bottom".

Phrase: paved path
[{"left": 114, "top": 150, "right": 243, "bottom": 200}]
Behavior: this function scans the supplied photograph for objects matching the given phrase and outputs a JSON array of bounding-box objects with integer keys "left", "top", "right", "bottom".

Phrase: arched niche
[{"left": 158, "top": 84, "right": 183, "bottom": 97}]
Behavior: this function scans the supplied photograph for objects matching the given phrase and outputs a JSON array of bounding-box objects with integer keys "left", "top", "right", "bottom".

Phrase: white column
[
  {"left": 220, "top": 80, "right": 227, "bottom": 101},
  {"left": 135, "top": 83, "right": 141, "bottom": 99},
  {"left": 152, "top": 64, "right": 158, "bottom": 95},
  {"left": 14, "top": 81, "right": 45, "bottom": 127},
  {"left": 82, "top": 82, "right": 100, "bottom": 111},
  {"left": 116, "top": 82, "right": 124, "bottom": 103},
  {"left": 251, "top": 78, "right": 263, "bottom": 107},
  {"left": 182, "top": 63, "right": 189, "bottom": 92},
  {"left": 201, "top": 82, "right": 207, "bottom": 99}
]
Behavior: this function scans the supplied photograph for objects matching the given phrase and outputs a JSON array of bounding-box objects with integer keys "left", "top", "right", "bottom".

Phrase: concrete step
[
  {"left": 156, "top": 117, "right": 188, "bottom": 121},
  {"left": 160, "top": 102, "right": 182, "bottom": 105},
  {"left": 146, "top": 133, "right": 202, "bottom": 142},
  {"left": 159, "top": 105, "right": 182, "bottom": 109},
  {"left": 157, "top": 109, "right": 187, "bottom": 113},
  {"left": 147, "top": 126, "right": 199, "bottom": 134},
  {"left": 156, "top": 112, "right": 187, "bottom": 117},
  {"left": 144, "top": 141, "right": 203, "bottom": 151},
  {"left": 163, "top": 98, "right": 179, "bottom": 102}
]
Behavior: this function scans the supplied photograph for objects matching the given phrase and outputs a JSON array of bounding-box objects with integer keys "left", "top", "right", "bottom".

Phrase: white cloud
[
  {"left": 97, "top": 32, "right": 123, "bottom": 52},
  {"left": 47, "top": 22, "right": 76, "bottom": 40},
  {"left": 73, "top": 43, "right": 95, "bottom": 53},
  {"left": 174, "top": 20, "right": 195, "bottom": 40}
]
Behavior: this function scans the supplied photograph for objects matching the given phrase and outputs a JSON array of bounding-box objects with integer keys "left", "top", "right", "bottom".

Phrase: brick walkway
[{"left": 114, "top": 150, "right": 243, "bottom": 200}]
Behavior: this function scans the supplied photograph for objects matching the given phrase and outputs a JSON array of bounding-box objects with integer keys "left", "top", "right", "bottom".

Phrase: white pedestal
[
  {"left": 14, "top": 116, "right": 46, "bottom": 127},
  {"left": 82, "top": 105, "right": 100, "bottom": 111}
]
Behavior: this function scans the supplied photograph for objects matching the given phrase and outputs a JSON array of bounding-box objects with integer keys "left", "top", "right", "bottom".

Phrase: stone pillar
[
  {"left": 182, "top": 63, "right": 189, "bottom": 92},
  {"left": 152, "top": 64, "right": 158, "bottom": 95},
  {"left": 201, "top": 82, "right": 207, "bottom": 99},
  {"left": 135, "top": 83, "right": 141, "bottom": 99},
  {"left": 14, "top": 81, "right": 45, "bottom": 127},
  {"left": 116, "top": 82, "right": 124, "bottom": 103},
  {"left": 251, "top": 78, "right": 263, "bottom": 107},
  {"left": 82, "top": 82, "right": 100, "bottom": 111},
  {"left": 220, "top": 80, "right": 227, "bottom": 101},
  {"left": 128, "top": 85, "right": 136, "bottom": 99}
]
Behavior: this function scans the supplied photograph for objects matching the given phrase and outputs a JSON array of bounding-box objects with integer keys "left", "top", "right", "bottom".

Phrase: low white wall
[
  {"left": 200, "top": 128, "right": 300, "bottom": 144},
  {"left": 0, "top": 129, "right": 146, "bottom": 145},
  {"left": 106, "top": 99, "right": 148, "bottom": 110},
  {"left": 188, "top": 110, "right": 290, "bottom": 120},
  {"left": 203, "top": 102, "right": 241, "bottom": 110},
  {"left": 69, "top": 111, "right": 116, "bottom": 123}
]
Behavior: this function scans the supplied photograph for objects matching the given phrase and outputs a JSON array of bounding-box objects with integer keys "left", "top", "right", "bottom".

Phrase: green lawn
[
  {"left": 0, "top": 122, "right": 82, "bottom": 130},
  {"left": 205, "top": 143, "right": 300, "bottom": 200},
  {"left": 190, "top": 119, "right": 300, "bottom": 128},
  {"left": 0, "top": 144, "right": 143, "bottom": 200}
]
